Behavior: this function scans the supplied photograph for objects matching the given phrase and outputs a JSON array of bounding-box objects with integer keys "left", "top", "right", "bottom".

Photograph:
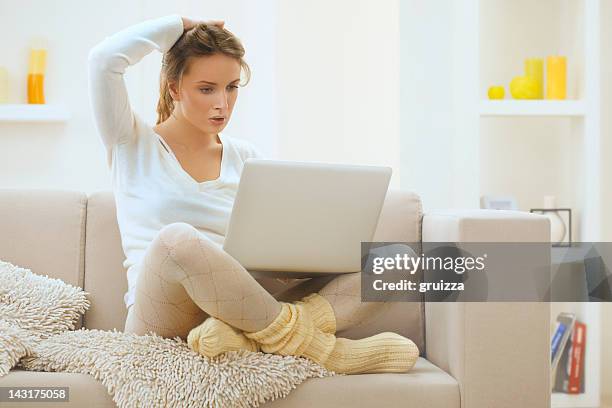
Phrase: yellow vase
[
  {"left": 546, "top": 56, "right": 567, "bottom": 100},
  {"left": 524, "top": 58, "right": 543, "bottom": 99},
  {"left": 510, "top": 76, "right": 539, "bottom": 99}
]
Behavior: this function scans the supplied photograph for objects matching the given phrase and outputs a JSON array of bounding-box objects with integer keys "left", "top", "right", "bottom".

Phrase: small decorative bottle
[{"left": 27, "top": 40, "right": 47, "bottom": 104}]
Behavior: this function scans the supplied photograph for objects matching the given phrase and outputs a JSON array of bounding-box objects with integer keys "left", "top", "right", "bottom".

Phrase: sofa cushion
[
  {"left": 82, "top": 192, "right": 128, "bottom": 332},
  {"left": 263, "top": 358, "right": 459, "bottom": 408},
  {"left": 360, "top": 189, "right": 424, "bottom": 352},
  {"left": 0, "top": 189, "right": 86, "bottom": 288},
  {"left": 0, "top": 368, "right": 115, "bottom": 407},
  {"left": 373, "top": 189, "right": 422, "bottom": 243},
  {"left": 0, "top": 189, "right": 87, "bottom": 329}
]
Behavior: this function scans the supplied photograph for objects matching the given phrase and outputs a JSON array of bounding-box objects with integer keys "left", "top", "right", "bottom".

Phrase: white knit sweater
[{"left": 88, "top": 14, "right": 262, "bottom": 309}]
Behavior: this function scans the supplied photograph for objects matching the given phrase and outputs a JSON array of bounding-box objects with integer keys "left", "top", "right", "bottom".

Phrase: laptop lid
[{"left": 222, "top": 159, "right": 391, "bottom": 276}]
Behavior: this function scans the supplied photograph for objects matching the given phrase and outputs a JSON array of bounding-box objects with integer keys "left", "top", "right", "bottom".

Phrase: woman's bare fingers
[
  {"left": 205, "top": 19, "right": 225, "bottom": 29},
  {"left": 182, "top": 17, "right": 224, "bottom": 32},
  {"left": 181, "top": 17, "right": 196, "bottom": 31}
]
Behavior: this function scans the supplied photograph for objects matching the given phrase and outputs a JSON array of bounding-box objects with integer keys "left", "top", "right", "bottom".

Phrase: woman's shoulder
[
  {"left": 221, "top": 134, "right": 265, "bottom": 161},
  {"left": 107, "top": 115, "right": 158, "bottom": 165},
  {"left": 121, "top": 113, "right": 157, "bottom": 148}
]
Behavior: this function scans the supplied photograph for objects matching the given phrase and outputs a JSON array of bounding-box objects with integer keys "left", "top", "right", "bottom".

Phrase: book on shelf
[
  {"left": 551, "top": 312, "right": 575, "bottom": 377},
  {"left": 568, "top": 321, "right": 586, "bottom": 394},
  {"left": 552, "top": 313, "right": 587, "bottom": 394},
  {"left": 551, "top": 320, "right": 567, "bottom": 364}
]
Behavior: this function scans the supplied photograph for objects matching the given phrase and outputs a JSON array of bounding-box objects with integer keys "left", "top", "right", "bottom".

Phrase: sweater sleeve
[{"left": 88, "top": 14, "right": 184, "bottom": 151}]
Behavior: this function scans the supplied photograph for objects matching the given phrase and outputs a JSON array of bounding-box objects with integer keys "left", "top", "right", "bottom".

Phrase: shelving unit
[
  {"left": 0, "top": 104, "right": 70, "bottom": 122},
  {"left": 452, "top": 0, "right": 601, "bottom": 242},
  {"left": 453, "top": 0, "right": 602, "bottom": 407}
]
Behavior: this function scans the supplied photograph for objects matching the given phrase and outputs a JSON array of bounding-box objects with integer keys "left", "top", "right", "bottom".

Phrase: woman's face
[{"left": 170, "top": 53, "right": 242, "bottom": 134}]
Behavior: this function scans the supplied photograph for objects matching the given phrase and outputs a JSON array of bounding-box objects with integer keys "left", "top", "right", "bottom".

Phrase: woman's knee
[
  {"left": 153, "top": 222, "right": 222, "bottom": 271},
  {"left": 158, "top": 222, "right": 197, "bottom": 244},
  {"left": 139, "top": 223, "right": 197, "bottom": 280},
  {"left": 154, "top": 222, "right": 199, "bottom": 260}
]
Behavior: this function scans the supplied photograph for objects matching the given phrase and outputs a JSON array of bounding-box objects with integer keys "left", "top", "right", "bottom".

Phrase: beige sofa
[{"left": 0, "top": 189, "right": 551, "bottom": 408}]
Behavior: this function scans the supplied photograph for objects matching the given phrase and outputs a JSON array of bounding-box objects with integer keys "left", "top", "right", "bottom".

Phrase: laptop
[{"left": 222, "top": 159, "right": 391, "bottom": 278}]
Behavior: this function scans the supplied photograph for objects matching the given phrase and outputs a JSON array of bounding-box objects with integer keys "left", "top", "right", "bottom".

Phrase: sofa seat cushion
[
  {"left": 263, "top": 358, "right": 459, "bottom": 408},
  {"left": 0, "top": 359, "right": 458, "bottom": 408},
  {"left": 0, "top": 368, "right": 115, "bottom": 407}
]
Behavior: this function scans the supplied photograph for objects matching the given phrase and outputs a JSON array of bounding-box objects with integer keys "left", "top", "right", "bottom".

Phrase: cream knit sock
[
  {"left": 244, "top": 302, "right": 332, "bottom": 359},
  {"left": 325, "top": 333, "right": 420, "bottom": 374},
  {"left": 297, "top": 293, "right": 336, "bottom": 334},
  {"left": 187, "top": 317, "right": 258, "bottom": 358},
  {"left": 244, "top": 302, "right": 420, "bottom": 374},
  {"left": 187, "top": 293, "right": 336, "bottom": 358}
]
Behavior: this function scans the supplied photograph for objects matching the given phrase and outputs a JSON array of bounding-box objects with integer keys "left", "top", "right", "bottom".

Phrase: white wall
[
  {"left": 399, "top": 0, "right": 454, "bottom": 209},
  {"left": 276, "top": 0, "right": 401, "bottom": 187}
]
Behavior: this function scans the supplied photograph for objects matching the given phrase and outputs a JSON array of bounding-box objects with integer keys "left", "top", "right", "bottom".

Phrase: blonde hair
[{"left": 156, "top": 23, "right": 251, "bottom": 124}]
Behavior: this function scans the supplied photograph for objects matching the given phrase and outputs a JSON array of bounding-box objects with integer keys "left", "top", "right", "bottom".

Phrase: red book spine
[{"left": 568, "top": 322, "right": 586, "bottom": 394}]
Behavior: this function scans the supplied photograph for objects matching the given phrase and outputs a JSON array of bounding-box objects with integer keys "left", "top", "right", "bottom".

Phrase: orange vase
[
  {"left": 27, "top": 49, "right": 46, "bottom": 104},
  {"left": 27, "top": 73, "right": 45, "bottom": 104}
]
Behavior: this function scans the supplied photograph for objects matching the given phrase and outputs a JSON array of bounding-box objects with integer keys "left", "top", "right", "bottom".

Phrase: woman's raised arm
[{"left": 87, "top": 15, "right": 185, "bottom": 152}]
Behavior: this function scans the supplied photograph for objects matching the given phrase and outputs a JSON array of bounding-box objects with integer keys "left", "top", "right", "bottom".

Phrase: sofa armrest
[{"left": 422, "top": 210, "right": 551, "bottom": 408}]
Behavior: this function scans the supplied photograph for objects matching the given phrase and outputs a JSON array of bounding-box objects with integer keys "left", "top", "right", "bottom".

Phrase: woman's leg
[
  {"left": 187, "top": 268, "right": 419, "bottom": 374},
  {"left": 126, "top": 222, "right": 417, "bottom": 373},
  {"left": 251, "top": 273, "right": 419, "bottom": 374},
  {"left": 272, "top": 273, "right": 391, "bottom": 333},
  {"left": 318, "top": 272, "right": 392, "bottom": 332},
  {"left": 124, "top": 222, "right": 281, "bottom": 339}
]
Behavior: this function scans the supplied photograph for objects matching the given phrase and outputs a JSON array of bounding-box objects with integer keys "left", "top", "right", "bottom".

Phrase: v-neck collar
[{"left": 152, "top": 128, "right": 226, "bottom": 187}]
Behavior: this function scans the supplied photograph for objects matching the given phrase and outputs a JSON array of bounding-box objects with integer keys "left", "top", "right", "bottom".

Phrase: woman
[{"left": 88, "top": 14, "right": 418, "bottom": 374}]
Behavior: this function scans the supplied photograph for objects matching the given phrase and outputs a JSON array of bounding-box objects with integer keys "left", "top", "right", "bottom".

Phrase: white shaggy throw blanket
[{"left": 0, "top": 260, "right": 334, "bottom": 407}]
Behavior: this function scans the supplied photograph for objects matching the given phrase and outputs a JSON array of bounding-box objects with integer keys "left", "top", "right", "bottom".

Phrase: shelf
[
  {"left": 0, "top": 104, "right": 70, "bottom": 122},
  {"left": 552, "top": 391, "right": 599, "bottom": 408},
  {"left": 480, "top": 100, "right": 587, "bottom": 117}
]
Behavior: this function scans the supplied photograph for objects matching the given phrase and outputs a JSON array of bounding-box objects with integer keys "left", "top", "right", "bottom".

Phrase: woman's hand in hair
[{"left": 181, "top": 17, "right": 224, "bottom": 32}]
